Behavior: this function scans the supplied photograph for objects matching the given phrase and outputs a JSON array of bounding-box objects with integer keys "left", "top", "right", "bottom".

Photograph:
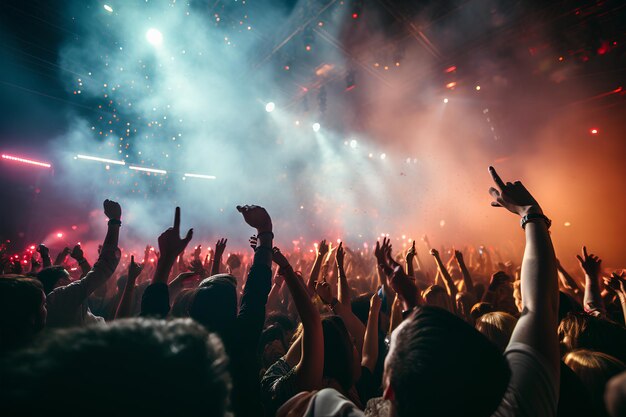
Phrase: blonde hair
[
  {"left": 475, "top": 312, "right": 517, "bottom": 352},
  {"left": 564, "top": 349, "right": 625, "bottom": 416}
]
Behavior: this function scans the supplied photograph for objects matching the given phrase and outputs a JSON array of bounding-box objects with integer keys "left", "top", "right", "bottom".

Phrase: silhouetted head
[
  {"left": 36, "top": 266, "right": 70, "bottom": 295},
  {"left": 384, "top": 306, "right": 510, "bottom": 417}
]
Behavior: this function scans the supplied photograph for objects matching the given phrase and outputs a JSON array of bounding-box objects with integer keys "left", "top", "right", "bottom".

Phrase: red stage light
[
  {"left": 590, "top": 128, "right": 598, "bottom": 135},
  {"left": 352, "top": 13, "right": 358, "bottom": 19},
  {"left": 444, "top": 65, "right": 457, "bottom": 73}
]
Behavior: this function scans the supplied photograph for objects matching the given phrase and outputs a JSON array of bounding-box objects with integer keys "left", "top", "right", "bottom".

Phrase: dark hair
[
  {"left": 0, "top": 276, "right": 45, "bottom": 352},
  {"left": 36, "top": 266, "right": 69, "bottom": 295},
  {"left": 387, "top": 306, "right": 511, "bottom": 417},
  {"left": 351, "top": 293, "right": 373, "bottom": 325},
  {"left": 321, "top": 315, "right": 355, "bottom": 391},
  {"left": 0, "top": 318, "right": 231, "bottom": 417},
  {"left": 470, "top": 302, "right": 495, "bottom": 322},
  {"left": 265, "top": 313, "right": 296, "bottom": 334},
  {"left": 558, "top": 291, "right": 583, "bottom": 322},
  {"left": 190, "top": 275, "right": 237, "bottom": 336},
  {"left": 559, "top": 312, "right": 626, "bottom": 363}
]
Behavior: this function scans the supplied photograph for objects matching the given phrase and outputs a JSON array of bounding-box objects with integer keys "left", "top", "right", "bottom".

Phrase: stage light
[
  {"left": 265, "top": 102, "right": 275, "bottom": 112},
  {"left": 349, "top": 139, "right": 357, "bottom": 148},
  {"left": 312, "top": 122, "right": 321, "bottom": 132},
  {"left": 146, "top": 28, "right": 163, "bottom": 46},
  {"left": 352, "top": 13, "right": 359, "bottom": 19},
  {"left": 590, "top": 128, "right": 598, "bottom": 135},
  {"left": 129, "top": 165, "right": 167, "bottom": 174},
  {"left": 184, "top": 173, "right": 216, "bottom": 180},
  {"left": 475, "top": 85, "right": 481, "bottom": 91},
  {"left": 368, "top": 153, "right": 373, "bottom": 158},
  {"left": 443, "top": 98, "right": 449, "bottom": 103},
  {"left": 446, "top": 82, "right": 457, "bottom": 89},
  {"left": 2, "top": 154, "right": 51, "bottom": 168},
  {"left": 564, "top": 222, "right": 571, "bottom": 227},
  {"left": 380, "top": 153, "right": 386, "bottom": 160},
  {"left": 57, "top": 233, "right": 63, "bottom": 238},
  {"left": 103, "top": 4, "right": 113, "bottom": 13},
  {"left": 76, "top": 154, "right": 126, "bottom": 165}
]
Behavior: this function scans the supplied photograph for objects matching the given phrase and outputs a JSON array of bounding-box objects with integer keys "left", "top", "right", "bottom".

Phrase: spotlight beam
[{"left": 184, "top": 173, "right": 216, "bottom": 180}]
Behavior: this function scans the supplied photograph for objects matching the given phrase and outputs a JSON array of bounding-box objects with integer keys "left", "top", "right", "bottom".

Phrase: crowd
[{"left": 1, "top": 166, "right": 625, "bottom": 417}]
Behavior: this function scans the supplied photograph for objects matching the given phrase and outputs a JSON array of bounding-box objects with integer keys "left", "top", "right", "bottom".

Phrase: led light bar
[
  {"left": 184, "top": 173, "right": 216, "bottom": 180},
  {"left": 76, "top": 154, "right": 126, "bottom": 165},
  {"left": 2, "top": 154, "right": 51, "bottom": 168},
  {"left": 129, "top": 165, "right": 167, "bottom": 174}
]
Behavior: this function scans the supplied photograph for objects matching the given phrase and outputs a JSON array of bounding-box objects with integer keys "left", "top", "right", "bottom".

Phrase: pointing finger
[{"left": 489, "top": 166, "right": 506, "bottom": 190}]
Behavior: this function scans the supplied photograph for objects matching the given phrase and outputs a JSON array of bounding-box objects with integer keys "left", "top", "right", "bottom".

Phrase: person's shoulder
[{"left": 302, "top": 388, "right": 364, "bottom": 417}]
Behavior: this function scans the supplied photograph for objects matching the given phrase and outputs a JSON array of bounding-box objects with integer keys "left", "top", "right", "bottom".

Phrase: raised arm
[
  {"left": 455, "top": 250, "right": 474, "bottom": 296},
  {"left": 405, "top": 240, "right": 416, "bottom": 277},
  {"left": 576, "top": 246, "right": 605, "bottom": 316},
  {"left": 556, "top": 259, "right": 582, "bottom": 299},
  {"left": 37, "top": 244, "right": 52, "bottom": 268},
  {"left": 211, "top": 238, "right": 227, "bottom": 276},
  {"left": 604, "top": 272, "right": 626, "bottom": 326},
  {"left": 307, "top": 240, "right": 328, "bottom": 295},
  {"left": 336, "top": 242, "right": 351, "bottom": 307},
  {"left": 430, "top": 248, "right": 457, "bottom": 302},
  {"left": 488, "top": 166, "right": 559, "bottom": 376},
  {"left": 362, "top": 292, "right": 382, "bottom": 372},
  {"left": 54, "top": 247, "right": 70, "bottom": 266},
  {"left": 273, "top": 248, "right": 323, "bottom": 390},
  {"left": 153, "top": 207, "right": 193, "bottom": 285},
  {"left": 70, "top": 244, "right": 91, "bottom": 279},
  {"left": 115, "top": 255, "right": 142, "bottom": 319}
]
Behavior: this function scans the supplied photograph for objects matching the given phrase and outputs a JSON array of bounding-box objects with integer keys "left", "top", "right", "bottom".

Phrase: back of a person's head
[
  {"left": 36, "top": 266, "right": 69, "bottom": 294},
  {"left": 564, "top": 349, "right": 625, "bottom": 417},
  {"left": 386, "top": 306, "right": 510, "bottom": 417},
  {"left": 423, "top": 285, "right": 452, "bottom": 312},
  {"left": 351, "top": 293, "right": 373, "bottom": 325},
  {"left": 0, "top": 318, "right": 230, "bottom": 417},
  {"left": 169, "top": 288, "right": 196, "bottom": 317},
  {"left": 558, "top": 291, "right": 583, "bottom": 322},
  {"left": 321, "top": 315, "right": 355, "bottom": 392},
  {"left": 559, "top": 313, "right": 626, "bottom": 363},
  {"left": 475, "top": 311, "right": 517, "bottom": 352},
  {"left": 0, "top": 276, "right": 46, "bottom": 353},
  {"left": 605, "top": 370, "right": 626, "bottom": 417},
  {"left": 470, "top": 301, "right": 495, "bottom": 322},
  {"left": 190, "top": 275, "right": 237, "bottom": 336}
]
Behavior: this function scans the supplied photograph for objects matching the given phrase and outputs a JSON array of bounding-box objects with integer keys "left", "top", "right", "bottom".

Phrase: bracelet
[
  {"left": 520, "top": 213, "right": 551, "bottom": 230},
  {"left": 108, "top": 219, "right": 122, "bottom": 226}
]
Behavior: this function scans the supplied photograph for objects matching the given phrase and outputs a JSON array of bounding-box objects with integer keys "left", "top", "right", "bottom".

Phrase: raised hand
[
  {"left": 70, "top": 244, "right": 84, "bottom": 261},
  {"left": 488, "top": 166, "right": 542, "bottom": 217},
  {"left": 603, "top": 271, "right": 626, "bottom": 294},
  {"left": 576, "top": 246, "right": 602, "bottom": 277},
  {"left": 54, "top": 247, "right": 71, "bottom": 265},
  {"left": 390, "top": 265, "right": 418, "bottom": 309},
  {"left": 249, "top": 235, "right": 258, "bottom": 250},
  {"left": 335, "top": 242, "right": 345, "bottom": 269},
  {"left": 429, "top": 248, "right": 440, "bottom": 258},
  {"left": 317, "top": 240, "right": 329, "bottom": 258},
  {"left": 37, "top": 244, "right": 49, "bottom": 258},
  {"left": 406, "top": 240, "right": 416, "bottom": 260},
  {"left": 214, "top": 238, "right": 228, "bottom": 258},
  {"left": 315, "top": 280, "right": 334, "bottom": 304},
  {"left": 488, "top": 271, "right": 512, "bottom": 291},
  {"left": 157, "top": 207, "right": 193, "bottom": 261},
  {"left": 128, "top": 255, "right": 143, "bottom": 283},
  {"left": 236, "top": 205, "right": 272, "bottom": 233},
  {"left": 103, "top": 199, "right": 122, "bottom": 220},
  {"left": 454, "top": 250, "right": 464, "bottom": 264},
  {"left": 272, "top": 247, "right": 290, "bottom": 268},
  {"left": 193, "top": 245, "right": 202, "bottom": 260}
]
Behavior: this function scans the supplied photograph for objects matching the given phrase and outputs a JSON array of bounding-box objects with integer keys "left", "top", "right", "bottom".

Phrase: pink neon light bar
[{"left": 2, "top": 154, "right": 51, "bottom": 168}]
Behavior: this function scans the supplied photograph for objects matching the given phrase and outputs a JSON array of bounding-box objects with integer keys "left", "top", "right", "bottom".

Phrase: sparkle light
[
  {"left": 443, "top": 98, "right": 449, "bottom": 103},
  {"left": 56, "top": 233, "right": 63, "bottom": 238},
  {"left": 76, "top": 154, "right": 126, "bottom": 165},
  {"left": 380, "top": 153, "right": 386, "bottom": 160},
  {"left": 2, "top": 154, "right": 51, "bottom": 168},
  {"left": 146, "top": 28, "right": 163, "bottom": 46},
  {"left": 475, "top": 85, "right": 481, "bottom": 91},
  {"left": 265, "top": 102, "right": 275, "bottom": 112},
  {"left": 129, "top": 166, "right": 167, "bottom": 174},
  {"left": 590, "top": 128, "right": 599, "bottom": 135},
  {"left": 312, "top": 122, "right": 321, "bottom": 132},
  {"left": 184, "top": 173, "right": 216, "bottom": 180},
  {"left": 103, "top": 4, "right": 113, "bottom": 13},
  {"left": 349, "top": 139, "right": 357, "bottom": 148}
]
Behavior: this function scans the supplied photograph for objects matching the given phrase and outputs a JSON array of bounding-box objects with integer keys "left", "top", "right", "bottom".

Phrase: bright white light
[
  {"left": 443, "top": 98, "right": 449, "bottom": 103},
  {"left": 312, "top": 122, "right": 321, "bottom": 132},
  {"left": 56, "top": 233, "right": 63, "bottom": 238},
  {"left": 475, "top": 85, "right": 481, "bottom": 91},
  {"left": 129, "top": 165, "right": 167, "bottom": 174},
  {"left": 349, "top": 139, "right": 357, "bottom": 148},
  {"left": 184, "top": 173, "right": 216, "bottom": 180},
  {"left": 2, "top": 154, "right": 51, "bottom": 168},
  {"left": 380, "top": 153, "right": 386, "bottom": 160},
  {"left": 146, "top": 28, "right": 163, "bottom": 46},
  {"left": 76, "top": 154, "right": 126, "bottom": 165},
  {"left": 265, "top": 102, "right": 275, "bottom": 112},
  {"left": 103, "top": 4, "right": 113, "bottom": 13}
]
